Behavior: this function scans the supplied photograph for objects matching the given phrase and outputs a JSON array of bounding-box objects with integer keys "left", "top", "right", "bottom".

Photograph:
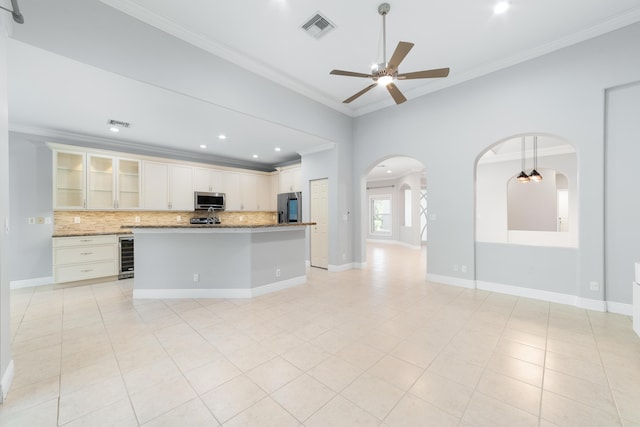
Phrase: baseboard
[
  {"left": 328, "top": 263, "right": 354, "bottom": 272},
  {"left": 426, "top": 273, "right": 475, "bottom": 289},
  {"left": 606, "top": 300, "right": 633, "bottom": 316},
  {"left": 132, "top": 275, "right": 306, "bottom": 299},
  {"left": 367, "top": 239, "right": 422, "bottom": 250},
  {"left": 1, "top": 360, "right": 14, "bottom": 403},
  {"left": 477, "top": 280, "right": 579, "bottom": 306},
  {"left": 10, "top": 276, "right": 54, "bottom": 289},
  {"left": 353, "top": 262, "right": 367, "bottom": 270}
]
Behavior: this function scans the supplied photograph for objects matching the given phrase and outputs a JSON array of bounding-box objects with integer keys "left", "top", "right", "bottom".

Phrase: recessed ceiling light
[
  {"left": 387, "top": 170, "right": 392, "bottom": 174},
  {"left": 494, "top": 1, "right": 510, "bottom": 14},
  {"left": 218, "top": 134, "right": 227, "bottom": 140},
  {"left": 252, "top": 154, "right": 259, "bottom": 159},
  {"left": 199, "top": 144, "right": 207, "bottom": 149},
  {"left": 275, "top": 147, "right": 281, "bottom": 152},
  {"left": 109, "top": 127, "right": 119, "bottom": 133}
]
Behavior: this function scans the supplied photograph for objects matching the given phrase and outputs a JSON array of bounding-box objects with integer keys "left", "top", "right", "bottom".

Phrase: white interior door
[{"left": 310, "top": 179, "right": 329, "bottom": 269}]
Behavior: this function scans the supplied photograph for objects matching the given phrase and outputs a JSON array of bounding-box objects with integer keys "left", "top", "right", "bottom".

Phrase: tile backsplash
[{"left": 54, "top": 210, "right": 277, "bottom": 236}]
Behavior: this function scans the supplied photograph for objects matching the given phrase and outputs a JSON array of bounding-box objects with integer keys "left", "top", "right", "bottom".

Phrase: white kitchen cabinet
[
  {"left": 143, "top": 161, "right": 193, "bottom": 210},
  {"left": 222, "top": 172, "right": 241, "bottom": 210},
  {"left": 54, "top": 149, "right": 86, "bottom": 209},
  {"left": 117, "top": 158, "right": 141, "bottom": 209},
  {"left": 239, "top": 173, "right": 257, "bottom": 211},
  {"left": 256, "top": 174, "right": 273, "bottom": 211},
  {"left": 55, "top": 150, "right": 140, "bottom": 210},
  {"left": 87, "top": 155, "right": 141, "bottom": 210},
  {"left": 53, "top": 235, "right": 117, "bottom": 283},
  {"left": 169, "top": 164, "right": 194, "bottom": 210},
  {"left": 142, "top": 161, "right": 169, "bottom": 210},
  {"left": 279, "top": 166, "right": 302, "bottom": 193},
  {"left": 194, "top": 167, "right": 224, "bottom": 193}
]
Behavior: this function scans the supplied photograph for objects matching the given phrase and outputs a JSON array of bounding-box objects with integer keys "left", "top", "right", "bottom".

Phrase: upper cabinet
[
  {"left": 54, "top": 149, "right": 86, "bottom": 210},
  {"left": 87, "top": 155, "right": 141, "bottom": 210},
  {"left": 51, "top": 143, "right": 279, "bottom": 212},
  {"left": 142, "top": 161, "right": 193, "bottom": 210},
  {"left": 54, "top": 149, "right": 141, "bottom": 210},
  {"left": 279, "top": 165, "right": 302, "bottom": 193},
  {"left": 194, "top": 167, "right": 223, "bottom": 193}
]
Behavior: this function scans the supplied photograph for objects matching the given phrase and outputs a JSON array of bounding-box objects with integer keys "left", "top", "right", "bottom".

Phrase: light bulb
[
  {"left": 378, "top": 75, "right": 393, "bottom": 86},
  {"left": 494, "top": 1, "right": 510, "bottom": 14}
]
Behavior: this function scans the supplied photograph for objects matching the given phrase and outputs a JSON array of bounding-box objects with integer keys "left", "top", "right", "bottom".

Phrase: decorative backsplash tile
[{"left": 54, "top": 210, "right": 277, "bottom": 236}]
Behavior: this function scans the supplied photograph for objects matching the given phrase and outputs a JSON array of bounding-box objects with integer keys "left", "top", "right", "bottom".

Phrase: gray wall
[
  {"left": 605, "top": 82, "right": 640, "bottom": 303},
  {"left": 353, "top": 23, "right": 640, "bottom": 304},
  {"left": 9, "top": 133, "right": 53, "bottom": 281},
  {"left": 1, "top": 13, "right": 12, "bottom": 402}
]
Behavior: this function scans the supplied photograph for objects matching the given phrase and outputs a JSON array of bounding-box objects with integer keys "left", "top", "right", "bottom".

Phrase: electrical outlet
[
  {"left": 73, "top": 217, "right": 81, "bottom": 224},
  {"left": 176, "top": 215, "right": 181, "bottom": 222},
  {"left": 589, "top": 281, "right": 600, "bottom": 291},
  {"left": 28, "top": 217, "right": 35, "bottom": 225},
  {"left": 135, "top": 216, "right": 141, "bottom": 223},
  {"left": 276, "top": 268, "right": 281, "bottom": 277},
  {"left": 36, "top": 217, "right": 44, "bottom": 224},
  {"left": 461, "top": 265, "right": 467, "bottom": 273},
  {"left": 45, "top": 217, "right": 52, "bottom": 224},
  {"left": 193, "top": 273, "right": 199, "bottom": 282}
]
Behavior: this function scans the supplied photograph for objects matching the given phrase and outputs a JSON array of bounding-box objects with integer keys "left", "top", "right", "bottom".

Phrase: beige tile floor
[{"left": 2, "top": 243, "right": 640, "bottom": 426}]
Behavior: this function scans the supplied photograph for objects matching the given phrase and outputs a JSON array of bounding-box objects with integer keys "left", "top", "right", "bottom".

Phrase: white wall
[
  {"left": 0, "top": 13, "right": 13, "bottom": 403},
  {"left": 9, "top": 134, "right": 53, "bottom": 282},
  {"left": 353, "top": 23, "right": 640, "bottom": 305},
  {"left": 605, "top": 82, "right": 640, "bottom": 304}
]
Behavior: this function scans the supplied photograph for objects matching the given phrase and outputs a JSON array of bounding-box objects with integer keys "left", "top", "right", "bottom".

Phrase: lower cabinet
[{"left": 53, "top": 235, "right": 118, "bottom": 283}]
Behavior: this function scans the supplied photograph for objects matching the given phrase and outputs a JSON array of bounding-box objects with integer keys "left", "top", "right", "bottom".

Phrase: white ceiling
[
  {"left": 100, "top": 0, "right": 640, "bottom": 115},
  {"left": 7, "top": 0, "right": 640, "bottom": 172}
]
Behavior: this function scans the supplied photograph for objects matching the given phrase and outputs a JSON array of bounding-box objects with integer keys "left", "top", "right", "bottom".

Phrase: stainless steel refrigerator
[{"left": 277, "top": 192, "right": 302, "bottom": 224}]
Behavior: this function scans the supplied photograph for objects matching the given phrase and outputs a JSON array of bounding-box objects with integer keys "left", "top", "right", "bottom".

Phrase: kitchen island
[{"left": 126, "top": 223, "right": 314, "bottom": 299}]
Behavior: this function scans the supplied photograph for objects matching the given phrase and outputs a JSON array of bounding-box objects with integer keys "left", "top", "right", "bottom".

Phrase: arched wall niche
[{"left": 475, "top": 133, "right": 578, "bottom": 248}]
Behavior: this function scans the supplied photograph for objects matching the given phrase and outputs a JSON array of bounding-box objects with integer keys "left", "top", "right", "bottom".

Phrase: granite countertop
[
  {"left": 121, "top": 222, "right": 315, "bottom": 229},
  {"left": 52, "top": 230, "right": 133, "bottom": 238}
]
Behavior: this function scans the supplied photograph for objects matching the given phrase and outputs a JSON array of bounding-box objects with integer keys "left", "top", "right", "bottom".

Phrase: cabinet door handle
[
  {"left": 80, "top": 252, "right": 93, "bottom": 256},
  {"left": 81, "top": 268, "right": 94, "bottom": 273},
  {"left": 80, "top": 239, "right": 93, "bottom": 243}
]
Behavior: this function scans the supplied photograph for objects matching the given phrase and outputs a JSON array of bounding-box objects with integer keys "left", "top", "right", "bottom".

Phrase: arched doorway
[{"left": 362, "top": 156, "right": 427, "bottom": 274}]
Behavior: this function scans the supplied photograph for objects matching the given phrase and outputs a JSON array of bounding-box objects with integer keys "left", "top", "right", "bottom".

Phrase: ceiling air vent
[
  {"left": 107, "top": 119, "right": 131, "bottom": 128},
  {"left": 301, "top": 12, "right": 335, "bottom": 39}
]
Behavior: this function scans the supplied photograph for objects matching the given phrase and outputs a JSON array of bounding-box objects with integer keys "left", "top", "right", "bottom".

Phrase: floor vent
[{"left": 301, "top": 12, "right": 336, "bottom": 39}]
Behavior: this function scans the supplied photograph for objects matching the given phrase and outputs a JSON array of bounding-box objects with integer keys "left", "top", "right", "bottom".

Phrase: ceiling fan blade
[
  {"left": 386, "top": 83, "right": 407, "bottom": 104},
  {"left": 330, "top": 69, "right": 373, "bottom": 78},
  {"left": 396, "top": 67, "right": 450, "bottom": 80},
  {"left": 386, "top": 41, "right": 414, "bottom": 73},
  {"left": 343, "top": 83, "right": 377, "bottom": 103}
]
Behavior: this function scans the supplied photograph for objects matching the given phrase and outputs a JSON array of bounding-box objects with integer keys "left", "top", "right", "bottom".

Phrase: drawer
[
  {"left": 55, "top": 260, "right": 117, "bottom": 283},
  {"left": 55, "top": 244, "right": 116, "bottom": 265},
  {"left": 54, "top": 235, "right": 116, "bottom": 248}
]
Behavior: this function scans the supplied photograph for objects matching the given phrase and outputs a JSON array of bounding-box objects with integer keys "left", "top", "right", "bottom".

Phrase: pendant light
[
  {"left": 517, "top": 136, "right": 530, "bottom": 182},
  {"left": 529, "top": 135, "right": 543, "bottom": 181}
]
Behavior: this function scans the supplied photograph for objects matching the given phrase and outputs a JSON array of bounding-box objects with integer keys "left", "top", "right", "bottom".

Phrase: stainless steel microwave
[{"left": 194, "top": 192, "right": 225, "bottom": 211}]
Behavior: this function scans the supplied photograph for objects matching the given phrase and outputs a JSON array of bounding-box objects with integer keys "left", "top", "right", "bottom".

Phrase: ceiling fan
[{"left": 330, "top": 3, "right": 450, "bottom": 105}]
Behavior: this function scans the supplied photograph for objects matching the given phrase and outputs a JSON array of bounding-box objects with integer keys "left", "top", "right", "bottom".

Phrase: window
[{"left": 370, "top": 195, "right": 392, "bottom": 235}]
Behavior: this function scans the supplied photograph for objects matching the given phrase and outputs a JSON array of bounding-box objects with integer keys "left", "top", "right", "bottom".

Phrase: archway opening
[{"left": 362, "top": 156, "right": 427, "bottom": 274}]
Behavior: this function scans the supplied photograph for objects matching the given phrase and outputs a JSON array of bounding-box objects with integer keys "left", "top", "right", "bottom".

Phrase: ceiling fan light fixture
[{"left": 377, "top": 75, "right": 393, "bottom": 86}]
